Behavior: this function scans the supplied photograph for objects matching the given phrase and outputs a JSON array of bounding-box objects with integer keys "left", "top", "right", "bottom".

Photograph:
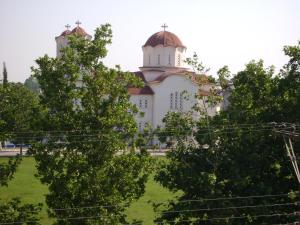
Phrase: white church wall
[
  {"left": 56, "top": 36, "right": 69, "bottom": 57},
  {"left": 197, "top": 98, "right": 221, "bottom": 118},
  {"left": 142, "top": 70, "right": 162, "bottom": 82},
  {"left": 150, "top": 74, "right": 199, "bottom": 128},
  {"left": 143, "top": 46, "right": 181, "bottom": 68},
  {"left": 175, "top": 47, "right": 186, "bottom": 67},
  {"left": 130, "top": 95, "right": 153, "bottom": 131}
]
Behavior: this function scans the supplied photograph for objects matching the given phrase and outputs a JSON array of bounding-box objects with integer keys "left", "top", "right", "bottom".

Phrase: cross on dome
[
  {"left": 75, "top": 20, "right": 81, "bottom": 27},
  {"left": 65, "top": 24, "right": 71, "bottom": 30},
  {"left": 161, "top": 23, "right": 168, "bottom": 31}
]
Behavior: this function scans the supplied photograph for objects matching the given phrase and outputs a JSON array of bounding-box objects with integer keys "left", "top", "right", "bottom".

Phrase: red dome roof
[
  {"left": 144, "top": 31, "right": 185, "bottom": 48},
  {"left": 57, "top": 26, "right": 89, "bottom": 38},
  {"left": 60, "top": 30, "right": 71, "bottom": 36},
  {"left": 70, "top": 26, "right": 88, "bottom": 36}
]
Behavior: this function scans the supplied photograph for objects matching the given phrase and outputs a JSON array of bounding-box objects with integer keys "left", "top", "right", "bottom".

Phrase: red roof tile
[
  {"left": 57, "top": 26, "right": 90, "bottom": 38},
  {"left": 70, "top": 26, "right": 88, "bottom": 36},
  {"left": 127, "top": 71, "right": 154, "bottom": 95},
  {"left": 128, "top": 86, "right": 154, "bottom": 95},
  {"left": 60, "top": 30, "right": 71, "bottom": 36},
  {"left": 148, "top": 69, "right": 195, "bottom": 84},
  {"left": 133, "top": 71, "right": 146, "bottom": 83}
]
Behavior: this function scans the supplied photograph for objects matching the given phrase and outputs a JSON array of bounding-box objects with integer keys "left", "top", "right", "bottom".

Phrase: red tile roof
[
  {"left": 148, "top": 69, "right": 195, "bottom": 84},
  {"left": 70, "top": 26, "right": 89, "bottom": 36},
  {"left": 127, "top": 71, "right": 154, "bottom": 95},
  {"left": 198, "top": 90, "right": 211, "bottom": 96},
  {"left": 60, "top": 30, "right": 71, "bottom": 36},
  {"left": 144, "top": 31, "right": 185, "bottom": 48},
  {"left": 128, "top": 86, "right": 154, "bottom": 95},
  {"left": 57, "top": 26, "right": 90, "bottom": 38},
  {"left": 133, "top": 71, "right": 146, "bottom": 83}
]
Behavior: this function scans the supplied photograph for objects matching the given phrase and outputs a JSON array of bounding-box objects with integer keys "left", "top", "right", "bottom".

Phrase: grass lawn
[{"left": 0, "top": 157, "right": 178, "bottom": 225}]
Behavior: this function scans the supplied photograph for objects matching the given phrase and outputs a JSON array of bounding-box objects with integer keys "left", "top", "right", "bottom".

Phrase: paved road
[
  {"left": 0, "top": 149, "right": 166, "bottom": 157},
  {"left": 0, "top": 148, "right": 28, "bottom": 156}
]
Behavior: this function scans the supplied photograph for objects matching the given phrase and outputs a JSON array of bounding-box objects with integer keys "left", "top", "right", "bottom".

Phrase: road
[
  {"left": 0, "top": 148, "right": 28, "bottom": 156},
  {"left": 0, "top": 148, "right": 167, "bottom": 157}
]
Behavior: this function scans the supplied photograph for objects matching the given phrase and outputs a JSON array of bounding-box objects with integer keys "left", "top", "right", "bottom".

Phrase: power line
[
  {"left": 0, "top": 211, "right": 298, "bottom": 225},
  {"left": 0, "top": 203, "right": 120, "bottom": 216},
  {"left": 161, "top": 193, "right": 291, "bottom": 204},
  {"left": 0, "top": 193, "right": 293, "bottom": 216},
  {"left": 154, "top": 212, "right": 300, "bottom": 225},
  {"left": 0, "top": 127, "right": 275, "bottom": 137},
  {"left": 161, "top": 201, "right": 299, "bottom": 214},
  {"left": 1, "top": 122, "right": 294, "bottom": 135},
  {"left": 0, "top": 215, "right": 106, "bottom": 225},
  {"left": 0, "top": 127, "right": 277, "bottom": 142}
]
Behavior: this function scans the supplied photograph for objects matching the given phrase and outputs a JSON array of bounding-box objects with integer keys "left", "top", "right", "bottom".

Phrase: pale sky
[{"left": 0, "top": 0, "right": 299, "bottom": 82}]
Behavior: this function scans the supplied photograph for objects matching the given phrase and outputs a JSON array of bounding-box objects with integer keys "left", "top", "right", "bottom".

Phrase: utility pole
[{"left": 272, "top": 122, "right": 300, "bottom": 185}]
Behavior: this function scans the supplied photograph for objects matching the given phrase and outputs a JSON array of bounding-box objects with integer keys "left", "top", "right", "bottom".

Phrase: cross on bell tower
[
  {"left": 75, "top": 20, "right": 81, "bottom": 27},
  {"left": 161, "top": 23, "right": 168, "bottom": 31},
  {"left": 65, "top": 24, "right": 71, "bottom": 30}
]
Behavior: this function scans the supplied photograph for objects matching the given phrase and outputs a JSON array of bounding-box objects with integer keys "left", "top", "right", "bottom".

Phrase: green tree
[
  {"left": 0, "top": 154, "right": 42, "bottom": 224},
  {"left": 0, "top": 82, "right": 42, "bottom": 224},
  {"left": 155, "top": 52, "right": 299, "bottom": 224},
  {"left": 24, "top": 76, "right": 40, "bottom": 94},
  {"left": 2, "top": 62, "right": 8, "bottom": 85},
  {"left": 217, "top": 65, "right": 231, "bottom": 89},
  {"left": 0, "top": 83, "right": 43, "bottom": 155},
  {"left": 2, "top": 62, "right": 8, "bottom": 86},
  {"left": 276, "top": 41, "right": 300, "bottom": 123},
  {"left": 31, "top": 24, "right": 152, "bottom": 225}
]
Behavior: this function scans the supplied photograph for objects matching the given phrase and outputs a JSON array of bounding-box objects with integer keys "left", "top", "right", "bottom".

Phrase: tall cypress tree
[{"left": 2, "top": 62, "right": 8, "bottom": 85}]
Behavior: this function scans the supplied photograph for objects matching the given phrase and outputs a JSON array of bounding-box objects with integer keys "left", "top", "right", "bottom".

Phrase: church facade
[
  {"left": 55, "top": 24, "right": 220, "bottom": 132},
  {"left": 128, "top": 28, "right": 219, "bottom": 131}
]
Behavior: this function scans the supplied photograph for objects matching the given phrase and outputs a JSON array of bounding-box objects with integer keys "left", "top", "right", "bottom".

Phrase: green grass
[{"left": 0, "top": 157, "right": 177, "bottom": 224}]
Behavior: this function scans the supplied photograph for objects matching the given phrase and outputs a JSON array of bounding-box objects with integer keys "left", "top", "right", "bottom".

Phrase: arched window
[
  {"left": 168, "top": 54, "right": 171, "bottom": 65},
  {"left": 177, "top": 54, "right": 181, "bottom": 66},
  {"left": 148, "top": 55, "right": 151, "bottom": 65},
  {"left": 170, "top": 92, "right": 184, "bottom": 111},
  {"left": 158, "top": 55, "right": 160, "bottom": 65},
  {"left": 180, "top": 93, "right": 183, "bottom": 110},
  {"left": 175, "top": 92, "right": 178, "bottom": 109},
  {"left": 170, "top": 93, "right": 173, "bottom": 109}
]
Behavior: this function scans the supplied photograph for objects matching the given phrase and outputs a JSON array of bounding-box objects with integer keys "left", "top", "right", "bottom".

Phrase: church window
[
  {"left": 170, "top": 93, "right": 174, "bottom": 109},
  {"left": 180, "top": 93, "right": 183, "bottom": 110},
  {"left": 177, "top": 54, "right": 181, "bottom": 66},
  {"left": 158, "top": 55, "right": 160, "bottom": 65},
  {"left": 168, "top": 54, "right": 171, "bottom": 65},
  {"left": 139, "top": 99, "right": 143, "bottom": 108},
  {"left": 145, "top": 99, "right": 148, "bottom": 109},
  {"left": 175, "top": 92, "right": 178, "bottom": 109},
  {"left": 148, "top": 55, "right": 151, "bottom": 65}
]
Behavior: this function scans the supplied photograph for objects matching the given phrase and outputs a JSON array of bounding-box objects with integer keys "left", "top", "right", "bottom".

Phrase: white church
[{"left": 55, "top": 23, "right": 220, "bottom": 131}]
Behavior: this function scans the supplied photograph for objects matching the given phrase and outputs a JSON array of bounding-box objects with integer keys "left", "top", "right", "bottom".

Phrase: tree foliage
[
  {"left": 2, "top": 62, "right": 8, "bottom": 85},
  {"left": 24, "top": 76, "right": 40, "bottom": 94},
  {"left": 31, "top": 24, "right": 152, "bottom": 225},
  {"left": 154, "top": 42, "right": 300, "bottom": 224},
  {"left": 0, "top": 83, "right": 43, "bottom": 153},
  {"left": 0, "top": 82, "right": 43, "bottom": 224},
  {"left": 0, "top": 198, "right": 42, "bottom": 225}
]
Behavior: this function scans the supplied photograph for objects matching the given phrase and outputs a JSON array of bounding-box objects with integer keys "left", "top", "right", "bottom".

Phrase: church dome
[
  {"left": 144, "top": 31, "right": 185, "bottom": 48},
  {"left": 70, "top": 26, "right": 88, "bottom": 37},
  {"left": 60, "top": 30, "right": 71, "bottom": 36}
]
